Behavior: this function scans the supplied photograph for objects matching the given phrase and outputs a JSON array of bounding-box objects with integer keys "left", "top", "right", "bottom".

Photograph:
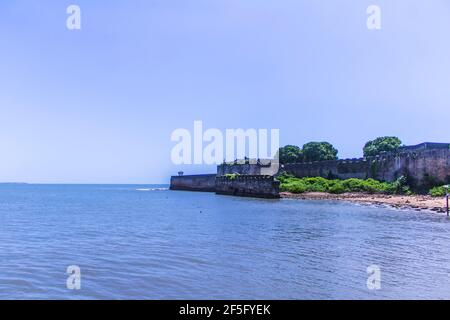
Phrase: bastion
[{"left": 170, "top": 142, "right": 450, "bottom": 197}]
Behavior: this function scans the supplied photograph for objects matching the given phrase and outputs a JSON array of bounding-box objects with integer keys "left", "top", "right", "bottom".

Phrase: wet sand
[{"left": 281, "top": 192, "right": 449, "bottom": 214}]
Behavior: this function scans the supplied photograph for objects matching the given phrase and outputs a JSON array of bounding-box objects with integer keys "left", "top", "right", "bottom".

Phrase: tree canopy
[
  {"left": 302, "top": 142, "right": 338, "bottom": 162},
  {"left": 279, "top": 142, "right": 339, "bottom": 164},
  {"left": 278, "top": 145, "right": 303, "bottom": 164},
  {"left": 363, "top": 136, "right": 402, "bottom": 157}
]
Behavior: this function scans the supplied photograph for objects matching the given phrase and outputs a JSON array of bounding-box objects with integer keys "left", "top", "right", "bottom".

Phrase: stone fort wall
[
  {"left": 170, "top": 174, "right": 280, "bottom": 198},
  {"left": 170, "top": 174, "right": 216, "bottom": 192},
  {"left": 216, "top": 143, "right": 449, "bottom": 189},
  {"left": 215, "top": 175, "right": 280, "bottom": 198},
  {"left": 170, "top": 143, "right": 449, "bottom": 196},
  {"left": 282, "top": 143, "right": 450, "bottom": 189},
  {"left": 217, "top": 159, "right": 275, "bottom": 176}
]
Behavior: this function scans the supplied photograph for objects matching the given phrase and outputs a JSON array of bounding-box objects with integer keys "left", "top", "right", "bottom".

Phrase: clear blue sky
[{"left": 1, "top": 0, "right": 449, "bottom": 183}]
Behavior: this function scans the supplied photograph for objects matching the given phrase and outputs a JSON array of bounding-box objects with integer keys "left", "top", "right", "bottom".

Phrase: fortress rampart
[
  {"left": 170, "top": 174, "right": 280, "bottom": 198},
  {"left": 281, "top": 143, "right": 450, "bottom": 190},
  {"left": 215, "top": 175, "right": 280, "bottom": 198},
  {"left": 217, "top": 159, "right": 274, "bottom": 176},
  {"left": 170, "top": 142, "right": 450, "bottom": 197},
  {"left": 170, "top": 174, "right": 216, "bottom": 192}
]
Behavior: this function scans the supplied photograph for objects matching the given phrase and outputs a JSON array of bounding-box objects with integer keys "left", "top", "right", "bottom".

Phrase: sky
[{"left": 0, "top": 0, "right": 449, "bottom": 184}]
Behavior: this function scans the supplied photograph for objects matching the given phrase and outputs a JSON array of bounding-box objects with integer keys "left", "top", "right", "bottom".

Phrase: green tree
[
  {"left": 302, "top": 142, "right": 338, "bottom": 162},
  {"left": 363, "top": 136, "right": 402, "bottom": 157},
  {"left": 278, "top": 145, "right": 303, "bottom": 164}
]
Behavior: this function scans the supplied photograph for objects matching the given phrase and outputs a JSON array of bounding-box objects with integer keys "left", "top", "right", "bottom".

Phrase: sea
[{"left": 0, "top": 184, "right": 449, "bottom": 299}]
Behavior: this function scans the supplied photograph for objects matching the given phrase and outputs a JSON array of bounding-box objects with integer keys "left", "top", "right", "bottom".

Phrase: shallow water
[{"left": 0, "top": 184, "right": 449, "bottom": 299}]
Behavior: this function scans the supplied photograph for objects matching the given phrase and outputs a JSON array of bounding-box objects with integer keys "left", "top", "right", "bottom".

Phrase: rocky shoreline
[{"left": 280, "top": 192, "right": 448, "bottom": 214}]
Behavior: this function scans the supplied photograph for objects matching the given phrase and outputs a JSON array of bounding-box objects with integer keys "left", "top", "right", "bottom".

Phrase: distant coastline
[{"left": 0, "top": 182, "right": 28, "bottom": 185}]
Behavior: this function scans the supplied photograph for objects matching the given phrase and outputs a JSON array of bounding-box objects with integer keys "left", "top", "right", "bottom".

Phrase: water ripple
[{"left": 0, "top": 184, "right": 450, "bottom": 299}]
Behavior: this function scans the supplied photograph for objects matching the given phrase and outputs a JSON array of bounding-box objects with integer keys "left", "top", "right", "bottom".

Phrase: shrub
[
  {"left": 224, "top": 174, "right": 239, "bottom": 180},
  {"left": 389, "top": 175, "right": 411, "bottom": 195},
  {"left": 288, "top": 183, "right": 307, "bottom": 194},
  {"left": 342, "top": 178, "right": 366, "bottom": 192},
  {"left": 361, "top": 179, "right": 391, "bottom": 194},
  {"left": 280, "top": 180, "right": 307, "bottom": 193},
  {"left": 429, "top": 186, "right": 447, "bottom": 197},
  {"left": 277, "top": 174, "right": 413, "bottom": 195},
  {"left": 328, "top": 182, "right": 346, "bottom": 194},
  {"left": 277, "top": 173, "right": 294, "bottom": 183},
  {"left": 302, "top": 177, "right": 330, "bottom": 192}
]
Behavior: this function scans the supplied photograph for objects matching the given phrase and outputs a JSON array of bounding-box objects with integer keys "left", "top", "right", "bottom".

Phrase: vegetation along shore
[
  {"left": 278, "top": 175, "right": 448, "bottom": 213},
  {"left": 276, "top": 136, "right": 449, "bottom": 213},
  {"left": 172, "top": 136, "right": 449, "bottom": 213}
]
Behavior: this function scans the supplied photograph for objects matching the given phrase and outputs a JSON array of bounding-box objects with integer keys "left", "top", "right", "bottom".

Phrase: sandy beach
[{"left": 281, "top": 192, "right": 449, "bottom": 214}]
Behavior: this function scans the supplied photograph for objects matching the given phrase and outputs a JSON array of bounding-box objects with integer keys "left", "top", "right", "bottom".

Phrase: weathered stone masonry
[
  {"left": 169, "top": 142, "right": 449, "bottom": 197},
  {"left": 170, "top": 174, "right": 280, "bottom": 198},
  {"left": 281, "top": 143, "right": 450, "bottom": 190},
  {"left": 217, "top": 160, "right": 273, "bottom": 176},
  {"left": 170, "top": 174, "right": 216, "bottom": 192},
  {"left": 215, "top": 175, "right": 280, "bottom": 198}
]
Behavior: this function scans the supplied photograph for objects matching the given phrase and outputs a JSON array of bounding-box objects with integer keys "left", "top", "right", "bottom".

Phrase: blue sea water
[{"left": 0, "top": 184, "right": 449, "bottom": 300}]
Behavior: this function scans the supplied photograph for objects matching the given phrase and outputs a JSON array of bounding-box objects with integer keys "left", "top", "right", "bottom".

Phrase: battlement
[
  {"left": 170, "top": 174, "right": 216, "bottom": 192},
  {"left": 215, "top": 175, "right": 280, "bottom": 198},
  {"left": 217, "top": 159, "right": 277, "bottom": 176},
  {"left": 216, "top": 175, "right": 274, "bottom": 181},
  {"left": 170, "top": 174, "right": 280, "bottom": 198},
  {"left": 281, "top": 144, "right": 450, "bottom": 190},
  {"left": 399, "top": 142, "right": 450, "bottom": 151},
  {"left": 170, "top": 142, "right": 450, "bottom": 196}
]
